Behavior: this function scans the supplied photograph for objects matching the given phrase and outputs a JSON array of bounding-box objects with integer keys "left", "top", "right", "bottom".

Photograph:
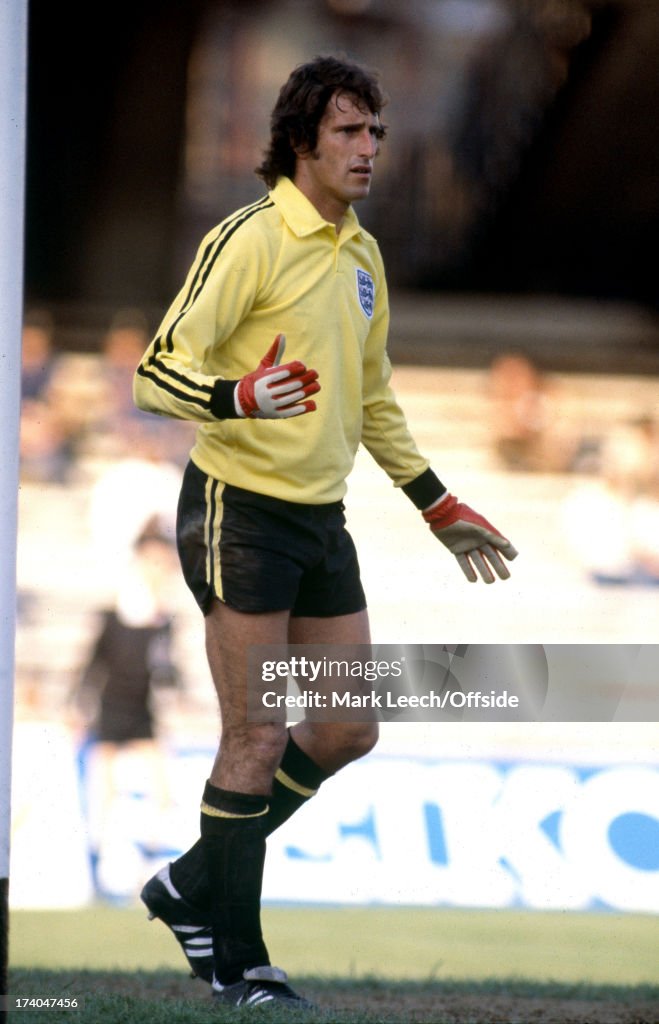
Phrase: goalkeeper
[{"left": 134, "top": 54, "right": 517, "bottom": 1011}]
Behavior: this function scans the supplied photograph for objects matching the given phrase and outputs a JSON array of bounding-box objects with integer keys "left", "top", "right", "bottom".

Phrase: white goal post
[{"left": 0, "top": 0, "right": 29, "bottom": 997}]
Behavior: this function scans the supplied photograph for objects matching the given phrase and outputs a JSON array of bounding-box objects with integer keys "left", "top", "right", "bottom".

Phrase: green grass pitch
[{"left": 8, "top": 904, "right": 659, "bottom": 1022}]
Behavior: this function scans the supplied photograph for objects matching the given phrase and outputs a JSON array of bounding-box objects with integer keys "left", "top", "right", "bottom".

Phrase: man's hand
[
  {"left": 424, "top": 493, "right": 518, "bottom": 583},
  {"left": 235, "top": 334, "right": 320, "bottom": 419}
]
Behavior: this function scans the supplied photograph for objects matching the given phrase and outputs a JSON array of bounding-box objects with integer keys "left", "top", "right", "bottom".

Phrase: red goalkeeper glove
[
  {"left": 235, "top": 334, "right": 320, "bottom": 419},
  {"left": 424, "top": 493, "right": 518, "bottom": 583}
]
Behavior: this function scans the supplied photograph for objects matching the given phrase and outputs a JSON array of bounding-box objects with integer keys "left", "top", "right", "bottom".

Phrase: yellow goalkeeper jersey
[{"left": 133, "top": 176, "right": 430, "bottom": 504}]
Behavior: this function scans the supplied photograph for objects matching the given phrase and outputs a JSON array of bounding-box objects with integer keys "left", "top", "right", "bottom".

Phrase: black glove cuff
[
  {"left": 209, "top": 379, "right": 240, "bottom": 419},
  {"left": 402, "top": 468, "right": 447, "bottom": 510}
]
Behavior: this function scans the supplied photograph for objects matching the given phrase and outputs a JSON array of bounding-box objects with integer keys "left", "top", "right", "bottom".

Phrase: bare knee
[
  {"left": 212, "top": 722, "right": 288, "bottom": 793},
  {"left": 292, "top": 720, "right": 379, "bottom": 775},
  {"left": 342, "top": 722, "right": 379, "bottom": 762}
]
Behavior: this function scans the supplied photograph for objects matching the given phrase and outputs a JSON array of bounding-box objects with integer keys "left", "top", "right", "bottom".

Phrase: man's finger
[
  {"left": 482, "top": 544, "right": 512, "bottom": 580},
  {"left": 490, "top": 537, "right": 519, "bottom": 561},
  {"left": 456, "top": 552, "right": 478, "bottom": 583},
  {"left": 261, "top": 333, "right": 286, "bottom": 369},
  {"left": 469, "top": 549, "right": 496, "bottom": 584}
]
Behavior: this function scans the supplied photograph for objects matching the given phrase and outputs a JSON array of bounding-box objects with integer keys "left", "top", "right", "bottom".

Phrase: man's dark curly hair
[{"left": 255, "top": 55, "right": 387, "bottom": 189}]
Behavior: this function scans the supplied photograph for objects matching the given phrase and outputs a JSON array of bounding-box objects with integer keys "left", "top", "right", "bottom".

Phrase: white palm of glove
[
  {"left": 424, "top": 493, "right": 518, "bottom": 583},
  {"left": 234, "top": 334, "right": 320, "bottom": 419},
  {"left": 247, "top": 366, "right": 314, "bottom": 419}
]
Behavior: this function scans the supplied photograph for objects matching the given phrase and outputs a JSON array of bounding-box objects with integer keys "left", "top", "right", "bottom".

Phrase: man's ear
[{"left": 292, "top": 139, "right": 312, "bottom": 161}]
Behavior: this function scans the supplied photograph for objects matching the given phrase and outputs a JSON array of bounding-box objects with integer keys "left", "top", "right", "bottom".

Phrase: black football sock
[
  {"left": 267, "top": 727, "right": 330, "bottom": 831},
  {"left": 169, "top": 731, "right": 330, "bottom": 907},
  {"left": 200, "top": 783, "right": 270, "bottom": 986}
]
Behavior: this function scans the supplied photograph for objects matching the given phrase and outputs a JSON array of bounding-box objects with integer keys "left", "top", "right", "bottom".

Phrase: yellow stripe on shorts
[{"left": 204, "top": 477, "right": 225, "bottom": 602}]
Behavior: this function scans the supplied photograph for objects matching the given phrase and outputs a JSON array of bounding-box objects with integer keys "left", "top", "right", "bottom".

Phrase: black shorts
[{"left": 176, "top": 460, "right": 367, "bottom": 617}]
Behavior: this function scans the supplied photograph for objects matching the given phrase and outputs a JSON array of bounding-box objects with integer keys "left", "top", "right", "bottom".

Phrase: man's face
[{"left": 293, "top": 90, "right": 383, "bottom": 225}]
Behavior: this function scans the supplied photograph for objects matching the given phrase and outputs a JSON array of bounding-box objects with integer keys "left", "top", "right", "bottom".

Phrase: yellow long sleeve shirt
[{"left": 134, "top": 177, "right": 442, "bottom": 506}]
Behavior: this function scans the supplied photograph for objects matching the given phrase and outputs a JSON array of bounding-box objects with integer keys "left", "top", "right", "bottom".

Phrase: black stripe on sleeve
[
  {"left": 135, "top": 364, "right": 214, "bottom": 412},
  {"left": 136, "top": 197, "right": 275, "bottom": 413},
  {"left": 146, "top": 353, "right": 215, "bottom": 397},
  {"left": 164, "top": 196, "right": 274, "bottom": 354}
]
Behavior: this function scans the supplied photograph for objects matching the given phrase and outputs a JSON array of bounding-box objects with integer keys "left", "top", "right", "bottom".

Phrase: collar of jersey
[{"left": 270, "top": 176, "right": 363, "bottom": 243}]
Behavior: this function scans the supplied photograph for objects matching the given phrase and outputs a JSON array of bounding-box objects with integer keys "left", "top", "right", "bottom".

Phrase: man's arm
[
  {"left": 133, "top": 223, "right": 261, "bottom": 423},
  {"left": 133, "top": 218, "right": 318, "bottom": 423},
  {"left": 135, "top": 331, "right": 318, "bottom": 423},
  {"left": 361, "top": 274, "right": 517, "bottom": 584}
]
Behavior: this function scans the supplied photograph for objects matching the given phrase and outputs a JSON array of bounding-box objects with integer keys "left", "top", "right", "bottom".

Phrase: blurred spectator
[
  {"left": 561, "top": 415, "right": 659, "bottom": 586},
  {"left": 21, "top": 307, "right": 57, "bottom": 400},
  {"left": 75, "top": 519, "right": 181, "bottom": 744},
  {"left": 451, "top": 1, "right": 592, "bottom": 231},
  {"left": 72, "top": 520, "right": 182, "bottom": 899},
  {"left": 102, "top": 308, "right": 152, "bottom": 420},
  {"left": 87, "top": 442, "right": 183, "bottom": 597},
  {"left": 20, "top": 308, "right": 78, "bottom": 482},
  {"left": 487, "top": 350, "right": 577, "bottom": 472}
]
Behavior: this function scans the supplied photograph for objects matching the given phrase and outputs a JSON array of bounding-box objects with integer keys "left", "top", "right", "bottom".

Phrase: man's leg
[
  {"left": 144, "top": 609, "right": 378, "bottom": 986},
  {"left": 171, "top": 609, "right": 376, "bottom": 890},
  {"left": 201, "top": 600, "right": 289, "bottom": 987},
  {"left": 141, "top": 601, "right": 302, "bottom": 986},
  {"left": 288, "top": 609, "right": 379, "bottom": 773}
]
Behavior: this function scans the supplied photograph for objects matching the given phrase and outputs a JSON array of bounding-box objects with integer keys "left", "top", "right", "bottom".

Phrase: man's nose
[{"left": 359, "top": 130, "right": 377, "bottom": 159}]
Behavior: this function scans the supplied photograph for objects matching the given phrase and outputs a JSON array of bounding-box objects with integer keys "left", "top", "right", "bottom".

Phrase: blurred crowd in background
[{"left": 20, "top": 306, "right": 192, "bottom": 481}]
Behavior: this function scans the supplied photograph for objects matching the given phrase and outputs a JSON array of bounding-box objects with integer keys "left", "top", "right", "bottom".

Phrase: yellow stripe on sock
[
  {"left": 274, "top": 768, "right": 317, "bottom": 799},
  {"left": 200, "top": 800, "right": 269, "bottom": 819}
]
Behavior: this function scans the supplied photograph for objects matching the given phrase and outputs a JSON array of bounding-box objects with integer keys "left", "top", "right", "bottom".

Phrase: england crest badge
[{"left": 356, "top": 268, "right": 375, "bottom": 319}]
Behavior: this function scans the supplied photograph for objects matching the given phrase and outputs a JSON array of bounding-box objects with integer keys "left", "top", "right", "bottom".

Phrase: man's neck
[{"left": 291, "top": 175, "right": 349, "bottom": 233}]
